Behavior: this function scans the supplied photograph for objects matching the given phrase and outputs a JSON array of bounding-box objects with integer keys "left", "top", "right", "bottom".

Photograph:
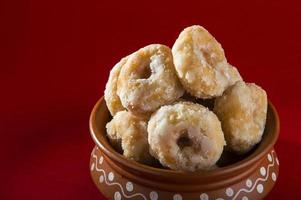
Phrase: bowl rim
[{"left": 89, "top": 97, "right": 280, "bottom": 180}]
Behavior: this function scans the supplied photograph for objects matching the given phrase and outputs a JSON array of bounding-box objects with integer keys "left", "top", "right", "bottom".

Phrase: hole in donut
[
  {"left": 137, "top": 60, "right": 152, "bottom": 79},
  {"left": 177, "top": 130, "right": 192, "bottom": 150}
]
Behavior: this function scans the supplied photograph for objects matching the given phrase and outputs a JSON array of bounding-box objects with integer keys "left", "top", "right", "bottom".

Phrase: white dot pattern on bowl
[
  {"left": 226, "top": 188, "right": 234, "bottom": 197},
  {"left": 108, "top": 172, "right": 114, "bottom": 181},
  {"left": 200, "top": 193, "right": 209, "bottom": 200},
  {"left": 260, "top": 167, "right": 266, "bottom": 176},
  {"left": 149, "top": 191, "right": 158, "bottom": 200},
  {"left": 114, "top": 191, "right": 121, "bottom": 200},
  {"left": 267, "top": 154, "right": 272, "bottom": 162},
  {"left": 99, "top": 156, "right": 103, "bottom": 164},
  {"left": 173, "top": 194, "right": 182, "bottom": 200},
  {"left": 246, "top": 179, "right": 252, "bottom": 188},
  {"left": 272, "top": 172, "right": 277, "bottom": 181},
  {"left": 256, "top": 184, "right": 264, "bottom": 193},
  {"left": 99, "top": 175, "right": 104, "bottom": 183},
  {"left": 91, "top": 148, "right": 278, "bottom": 200},
  {"left": 126, "top": 182, "right": 133, "bottom": 192}
]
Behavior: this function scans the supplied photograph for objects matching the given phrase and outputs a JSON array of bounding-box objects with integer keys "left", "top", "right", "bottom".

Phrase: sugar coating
[
  {"left": 117, "top": 44, "right": 184, "bottom": 115},
  {"left": 148, "top": 102, "right": 225, "bottom": 171},
  {"left": 172, "top": 25, "right": 242, "bottom": 99},
  {"left": 106, "top": 111, "right": 154, "bottom": 164},
  {"left": 214, "top": 81, "right": 267, "bottom": 154},
  {"left": 104, "top": 57, "right": 127, "bottom": 116}
]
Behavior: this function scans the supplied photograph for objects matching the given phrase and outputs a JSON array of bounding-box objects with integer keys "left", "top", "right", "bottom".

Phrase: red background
[{"left": 1, "top": 0, "right": 300, "bottom": 199}]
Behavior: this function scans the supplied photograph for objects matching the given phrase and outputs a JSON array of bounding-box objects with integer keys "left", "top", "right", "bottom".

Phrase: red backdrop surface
[{"left": 1, "top": 0, "right": 300, "bottom": 199}]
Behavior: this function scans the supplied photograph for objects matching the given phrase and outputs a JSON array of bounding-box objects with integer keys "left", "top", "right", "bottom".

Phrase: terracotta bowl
[{"left": 89, "top": 97, "right": 280, "bottom": 200}]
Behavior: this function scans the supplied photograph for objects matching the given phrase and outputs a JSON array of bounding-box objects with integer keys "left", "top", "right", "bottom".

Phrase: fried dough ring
[
  {"left": 148, "top": 102, "right": 225, "bottom": 171},
  {"left": 117, "top": 44, "right": 184, "bottom": 115},
  {"left": 214, "top": 81, "right": 267, "bottom": 154},
  {"left": 106, "top": 110, "right": 154, "bottom": 164},
  {"left": 172, "top": 25, "right": 242, "bottom": 98}
]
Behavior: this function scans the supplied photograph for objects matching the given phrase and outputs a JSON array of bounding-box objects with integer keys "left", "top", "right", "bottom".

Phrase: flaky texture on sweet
[
  {"left": 148, "top": 102, "right": 226, "bottom": 171},
  {"left": 172, "top": 25, "right": 242, "bottom": 99},
  {"left": 106, "top": 111, "right": 154, "bottom": 164},
  {"left": 104, "top": 57, "right": 127, "bottom": 116},
  {"left": 117, "top": 44, "right": 184, "bottom": 115},
  {"left": 214, "top": 81, "right": 267, "bottom": 154}
]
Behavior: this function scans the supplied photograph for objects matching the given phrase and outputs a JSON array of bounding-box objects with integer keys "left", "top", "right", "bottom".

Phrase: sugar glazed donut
[
  {"left": 214, "top": 81, "right": 268, "bottom": 154},
  {"left": 106, "top": 111, "right": 154, "bottom": 164},
  {"left": 148, "top": 102, "right": 226, "bottom": 171},
  {"left": 117, "top": 44, "right": 184, "bottom": 115},
  {"left": 104, "top": 57, "right": 127, "bottom": 116},
  {"left": 172, "top": 25, "right": 242, "bottom": 99}
]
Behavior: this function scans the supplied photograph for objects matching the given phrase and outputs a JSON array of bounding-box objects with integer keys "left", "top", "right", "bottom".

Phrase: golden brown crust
[
  {"left": 148, "top": 102, "right": 225, "bottom": 171},
  {"left": 104, "top": 57, "right": 127, "bottom": 116},
  {"left": 106, "top": 111, "right": 155, "bottom": 164},
  {"left": 214, "top": 81, "right": 267, "bottom": 154},
  {"left": 117, "top": 44, "right": 184, "bottom": 115},
  {"left": 172, "top": 25, "right": 242, "bottom": 98}
]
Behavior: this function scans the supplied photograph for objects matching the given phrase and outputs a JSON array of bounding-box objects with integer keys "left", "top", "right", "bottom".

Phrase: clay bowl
[{"left": 89, "top": 97, "right": 280, "bottom": 200}]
